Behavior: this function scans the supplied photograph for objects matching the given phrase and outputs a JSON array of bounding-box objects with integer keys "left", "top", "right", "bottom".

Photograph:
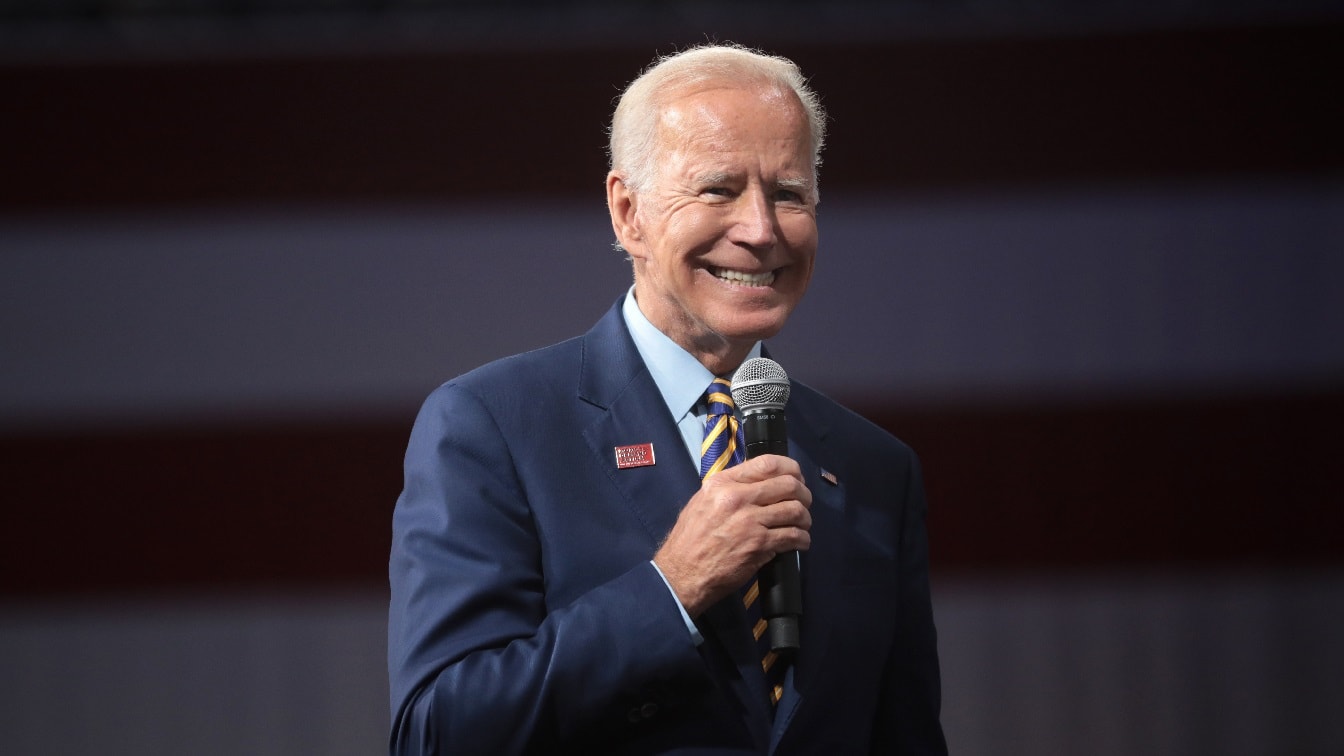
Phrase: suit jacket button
[
  {"left": 626, "top": 707, "right": 642, "bottom": 723},
  {"left": 639, "top": 702, "right": 659, "bottom": 719}
]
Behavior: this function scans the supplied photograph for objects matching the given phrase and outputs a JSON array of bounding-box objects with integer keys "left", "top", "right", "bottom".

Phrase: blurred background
[{"left": 2, "top": 1, "right": 1342, "bottom": 754}]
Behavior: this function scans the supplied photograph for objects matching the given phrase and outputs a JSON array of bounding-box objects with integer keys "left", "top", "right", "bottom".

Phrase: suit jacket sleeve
[{"left": 387, "top": 382, "right": 707, "bottom": 755}]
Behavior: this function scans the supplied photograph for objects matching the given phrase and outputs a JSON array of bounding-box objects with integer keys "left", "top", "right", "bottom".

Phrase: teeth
[{"left": 712, "top": 268, "right": 775, "bottom": 286}]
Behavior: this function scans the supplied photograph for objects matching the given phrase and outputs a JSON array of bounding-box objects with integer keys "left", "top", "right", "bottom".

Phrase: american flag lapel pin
[
  {"left": 820, "top": 468, "right": 839, "bottom": 486},
  {"left": 614, "top": 443, "right": 656, "bottom": 469}
]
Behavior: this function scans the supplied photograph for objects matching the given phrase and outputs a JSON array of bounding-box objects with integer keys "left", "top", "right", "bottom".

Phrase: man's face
[{"left": 619, "top": 83, "right": 818, "bottom": 371}]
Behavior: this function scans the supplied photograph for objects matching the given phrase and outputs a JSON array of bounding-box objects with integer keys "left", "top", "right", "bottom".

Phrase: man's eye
[
  {"left": 703, "top": 187, "right": 732, "bottom": 196},
  {"left": 774, "top": 189, "right": 803, "bottom": 202}
]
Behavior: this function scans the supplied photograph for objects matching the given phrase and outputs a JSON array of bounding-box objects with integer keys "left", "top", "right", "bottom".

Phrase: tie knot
[{"left": 705, "top": 378, "right": 735, "bottom": 416}]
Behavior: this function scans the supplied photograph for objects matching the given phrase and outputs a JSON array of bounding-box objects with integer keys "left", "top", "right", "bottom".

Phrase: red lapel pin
[{"left": 614, "top": 443, "right": 656, "bottom": 469}]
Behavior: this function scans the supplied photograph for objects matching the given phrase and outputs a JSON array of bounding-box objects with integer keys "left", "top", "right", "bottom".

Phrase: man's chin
[{"left": 717, "top": 316, "right": 789, "bottom": 346}]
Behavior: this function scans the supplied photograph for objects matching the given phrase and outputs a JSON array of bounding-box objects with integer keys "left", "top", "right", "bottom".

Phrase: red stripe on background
[{"left": 1, "top": 389, "right": 1339, "bottom": 597}]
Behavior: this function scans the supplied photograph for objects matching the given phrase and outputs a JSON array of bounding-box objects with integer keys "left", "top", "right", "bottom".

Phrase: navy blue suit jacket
[{"left": 388, "top": 299, "right": 946, "bottom": 755}]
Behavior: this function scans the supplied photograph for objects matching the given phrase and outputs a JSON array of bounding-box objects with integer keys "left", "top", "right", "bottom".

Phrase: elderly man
[{"left": 388, "top": 44, "right": 947, "bottom": 755}]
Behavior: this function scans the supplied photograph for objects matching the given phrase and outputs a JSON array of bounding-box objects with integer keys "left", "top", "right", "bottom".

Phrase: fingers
[
  {"left": 701, "top": 455, "right": 812, "bottom": 511},
  {"left": 653, "top": 455, "right": 815, "bottom": 615},
  {"left": 720, "top": 453, "right": 807, "bottom": 486},
  {"left": 696, "top": 455, "right": 812, "bottom": 538},
  {"left": 754, "top": 497, "right": 812, "bottom": 532}
]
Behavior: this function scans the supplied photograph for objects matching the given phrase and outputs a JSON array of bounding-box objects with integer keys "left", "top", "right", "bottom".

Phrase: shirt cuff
[{"left": 650, "top": 560, "right": 704, "bottom": 646}]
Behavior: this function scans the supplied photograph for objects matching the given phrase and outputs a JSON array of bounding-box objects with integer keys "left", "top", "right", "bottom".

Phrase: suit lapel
[{"left": 577, "top": 301, "right": 699, "bottom": 544}]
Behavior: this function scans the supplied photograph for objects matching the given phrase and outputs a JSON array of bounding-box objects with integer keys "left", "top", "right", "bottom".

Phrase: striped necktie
[
  {"left": 700, "top": 377, "right": 744, "bottom": 478},
  {"left": 698, "top": 377, "right": 786, "bottom": 709}
]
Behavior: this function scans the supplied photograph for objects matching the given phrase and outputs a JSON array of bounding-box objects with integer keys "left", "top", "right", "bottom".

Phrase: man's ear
[{"left": 606, "top": 172, "right": 644, "bottom": 257}]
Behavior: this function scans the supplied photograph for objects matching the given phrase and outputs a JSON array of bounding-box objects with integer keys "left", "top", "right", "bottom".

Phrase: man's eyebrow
[
  {"left": 693, "top": 171, "right": 732, "bottom": 185},
  {"left": 776, "top": 176, "right": 812, "bottom": 190},
  {"left": 690, "top": 172, "right": 813, "bottom": 192}
]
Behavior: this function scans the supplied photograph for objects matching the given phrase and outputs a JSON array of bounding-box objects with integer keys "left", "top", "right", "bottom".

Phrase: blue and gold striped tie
[
  {"left": 699, "top": 378, "right": 786, "bottom": 709},
  {"left": 700, "top": 377, "right": 744, "bottom": 478}
]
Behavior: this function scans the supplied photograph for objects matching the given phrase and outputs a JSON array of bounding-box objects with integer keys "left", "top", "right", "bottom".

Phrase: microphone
[{"left": 731, "top": 357, "right": 802, "bottom": 655}]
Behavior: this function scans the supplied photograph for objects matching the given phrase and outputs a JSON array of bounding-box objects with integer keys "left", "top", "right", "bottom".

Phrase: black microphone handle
[{"left": 740, "top": 409, "right": 802, "bottom": 656}]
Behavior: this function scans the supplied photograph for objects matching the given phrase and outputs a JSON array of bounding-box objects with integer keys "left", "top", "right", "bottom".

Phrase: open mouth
[{"left": 710, "top": 267, "right": 776, "bottom": 287}]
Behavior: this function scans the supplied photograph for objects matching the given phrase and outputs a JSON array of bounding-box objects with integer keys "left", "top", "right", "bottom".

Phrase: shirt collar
[{"left": 621, "top": 287, "right": 761, "bottom": 420}]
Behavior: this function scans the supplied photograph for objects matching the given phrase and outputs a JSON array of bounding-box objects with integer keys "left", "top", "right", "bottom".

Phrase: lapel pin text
[{"left": 614, "top": 443, "right": 656, "bottom": 470}]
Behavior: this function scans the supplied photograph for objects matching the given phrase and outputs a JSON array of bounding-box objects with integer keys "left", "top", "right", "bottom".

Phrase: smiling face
[{"left": 607, "top": 82, "right": 819, "bottom": 375}]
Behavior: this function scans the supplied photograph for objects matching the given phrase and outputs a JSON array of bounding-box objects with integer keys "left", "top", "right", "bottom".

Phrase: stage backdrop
[{"left": 2, "top": 10, "right": 1342, "bottom": 756}]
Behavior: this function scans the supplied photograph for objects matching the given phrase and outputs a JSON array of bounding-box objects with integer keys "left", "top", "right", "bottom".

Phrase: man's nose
[{"left": 728, "top": 189, "right": 778, "bottom": 249}]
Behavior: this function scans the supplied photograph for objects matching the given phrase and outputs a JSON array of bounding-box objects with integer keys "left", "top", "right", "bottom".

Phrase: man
[{"left": 388, "top": 44, "right": 946, "bottom": 755}]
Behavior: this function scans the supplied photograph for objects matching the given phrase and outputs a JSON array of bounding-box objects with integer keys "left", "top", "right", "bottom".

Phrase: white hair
[{"left": 608, "top": 43, "right": 827, "bottom": 197}]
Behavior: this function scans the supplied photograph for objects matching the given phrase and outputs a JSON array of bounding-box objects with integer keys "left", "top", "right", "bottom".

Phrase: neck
[{"left": 629, "top": 287, "right": 757, "bottom": 377}]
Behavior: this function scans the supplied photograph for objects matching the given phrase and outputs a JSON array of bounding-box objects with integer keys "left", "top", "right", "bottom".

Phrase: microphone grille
[{"left": 731, "top": 357, "right": 790, "bottom": 412}]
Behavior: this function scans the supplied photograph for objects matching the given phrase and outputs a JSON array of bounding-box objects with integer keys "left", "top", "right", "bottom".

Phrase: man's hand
[{"left": 653, "top": 454, "right": 812, "bottom": 617}]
